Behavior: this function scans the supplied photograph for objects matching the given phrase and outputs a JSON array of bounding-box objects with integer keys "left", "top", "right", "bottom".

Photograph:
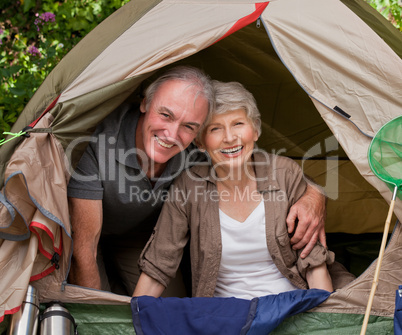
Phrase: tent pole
[{"left": 360, "top": 186, "right": 398, "bottom": 335}]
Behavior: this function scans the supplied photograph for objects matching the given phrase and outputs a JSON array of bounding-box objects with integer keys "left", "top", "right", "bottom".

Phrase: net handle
[{"left": 360, "top": 185, "right": 398, "bottom": 335}]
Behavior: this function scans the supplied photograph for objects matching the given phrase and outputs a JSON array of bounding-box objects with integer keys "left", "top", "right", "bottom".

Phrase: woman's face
[{"left": 201, "top": 109, "right": 258, "bottom": 169}]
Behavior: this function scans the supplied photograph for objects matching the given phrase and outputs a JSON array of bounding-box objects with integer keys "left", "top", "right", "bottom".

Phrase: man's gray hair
[
  {"left": 144, "top": 66, "right": 215, "bottom": 118},
  {"left": 197, "top": 80, "right": 261, "bottom": 144}
]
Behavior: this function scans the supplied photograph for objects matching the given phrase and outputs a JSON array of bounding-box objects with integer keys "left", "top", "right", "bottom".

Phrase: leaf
[
  {"left": 69, "top": 17, "right": 90, "bottom": 31},
  {"left": 5, "top": 112, "right": 17, "bottom": 122},
  {"left": 22, "top": 0, "right": 36, "bottom": 13},
  {"left": 47, "top": 47, "right": 57, "bottom": 58},
  {"left": 8, "top": 65, "right": 23, "bottom": 75},
  {"left": 9, "top": 87, "right": 26, "bottom": 96},
  {"left": 0, "top": 65, "right": 22, "bottom": 78},
  {"left": 85, "top": 10, "right": 95, "bottom": 22}
]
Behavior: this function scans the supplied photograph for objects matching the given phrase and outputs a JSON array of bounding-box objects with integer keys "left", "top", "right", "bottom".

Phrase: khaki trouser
[{"left": 97, "top": 233, "right": 188, "bottom": 297}]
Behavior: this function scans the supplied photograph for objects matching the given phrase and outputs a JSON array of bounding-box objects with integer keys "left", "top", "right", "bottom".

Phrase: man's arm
[
  {"left": 68, "top": 197, "right": 103, "bottom": 289},
  {"left": 133, "top": 272, "right": 166, "bottom": 297},
  {"left": 286, "top": 183, "right": 327, "bottom": 258}
]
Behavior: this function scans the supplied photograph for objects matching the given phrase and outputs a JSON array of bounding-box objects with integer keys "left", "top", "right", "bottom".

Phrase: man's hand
[
  {"left": 286, "top": 183, "right": 327, "bottom": 258},
  {"left": 68, "top": 197, "right": 103, "bottom": 289}
]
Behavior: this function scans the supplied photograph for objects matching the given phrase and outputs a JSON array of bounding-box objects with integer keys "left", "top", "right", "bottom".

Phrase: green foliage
[
  {"left": 0, "top": 0, "right": 129, "bottom": 139},
  {"left": 366, "top": 0, "right": 402, "bottom": 31}
]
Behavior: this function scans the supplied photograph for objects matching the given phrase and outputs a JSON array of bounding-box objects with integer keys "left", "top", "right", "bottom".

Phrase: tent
[{"left": 1, "top": 0, "right": 401, "bottom": 332}]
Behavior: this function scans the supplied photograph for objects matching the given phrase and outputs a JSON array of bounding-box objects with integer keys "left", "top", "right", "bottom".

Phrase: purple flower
[
  {"left": 27, "top": 46, "right": 41, "bottom": 57},
  {"left": 34, "top": 19, "right": 41, "bottom": 31},
  {"left": 34, "top": 12, "right": 56, "bottom": 31},
  {"left": 39, "top": 12, "right": 56, "bottom": 23}
]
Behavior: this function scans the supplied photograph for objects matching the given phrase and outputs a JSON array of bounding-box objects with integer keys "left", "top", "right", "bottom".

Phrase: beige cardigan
[{"left": 139, "top": 151, "right": 339, "bottom": 297}]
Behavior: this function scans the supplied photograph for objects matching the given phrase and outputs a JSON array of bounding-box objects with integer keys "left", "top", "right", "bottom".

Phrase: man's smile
[{"left": 154, "top": 135, "right": 174, "bottom": 149}]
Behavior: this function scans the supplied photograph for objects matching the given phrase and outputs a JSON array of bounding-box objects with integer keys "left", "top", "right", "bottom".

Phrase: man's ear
[{"left": 140, "top": 98, "right": 147, "bottom": 114}]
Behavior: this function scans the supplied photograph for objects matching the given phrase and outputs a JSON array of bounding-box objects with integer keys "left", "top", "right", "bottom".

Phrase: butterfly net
[{"left": 368, "top": 116, "right": 402, "bottom": 200}]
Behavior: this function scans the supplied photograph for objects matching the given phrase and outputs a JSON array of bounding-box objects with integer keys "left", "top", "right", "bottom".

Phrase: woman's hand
[
  {"left": 132, "top": 272, "right": 166, "bottom": 297},
  {"left": 306, "top": 263, "right": 333, "bottom": 292}
]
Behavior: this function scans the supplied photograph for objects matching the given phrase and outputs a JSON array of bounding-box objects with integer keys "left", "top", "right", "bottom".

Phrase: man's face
[{"left": 139, "top": 79, "right": 209, "bottom": 164}]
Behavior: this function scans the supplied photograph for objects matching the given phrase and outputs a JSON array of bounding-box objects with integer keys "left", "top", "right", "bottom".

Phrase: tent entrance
[{"left": 50, "top": 20, "right": 395, "bottom": 275}]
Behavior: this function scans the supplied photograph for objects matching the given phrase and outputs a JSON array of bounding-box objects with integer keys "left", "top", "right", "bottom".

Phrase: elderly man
[{"left": 67, "top": 66, "right": 326, "bottom": 296}]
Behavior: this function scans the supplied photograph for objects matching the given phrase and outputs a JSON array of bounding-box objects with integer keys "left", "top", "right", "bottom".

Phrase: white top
[{"left": 214, "top": 201, "right": 298, "bottom": 299}]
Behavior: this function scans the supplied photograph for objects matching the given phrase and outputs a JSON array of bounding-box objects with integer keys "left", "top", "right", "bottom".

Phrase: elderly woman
[{"left": 133, "top": 81, "right": 338, "bottom": 299}]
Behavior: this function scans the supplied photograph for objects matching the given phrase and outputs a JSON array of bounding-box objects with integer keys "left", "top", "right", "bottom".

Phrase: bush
[
  {"left": 0, "top": 0, "right": 129, "bottom": 139},
  {"left": 366, "top": 0, "right": 402, "bottom": 31}
]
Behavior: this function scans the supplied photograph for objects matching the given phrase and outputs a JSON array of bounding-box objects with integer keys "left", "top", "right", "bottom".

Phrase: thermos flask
[
  {"left": 40, "top": 302, "right": 78, "bottom": 335},
  {"left": 7, "top": 285, "right": 40, "bottom": 335}
]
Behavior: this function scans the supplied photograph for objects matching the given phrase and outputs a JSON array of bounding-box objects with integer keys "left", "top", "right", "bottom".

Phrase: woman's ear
[
  {"left": 140, "top": 98, "right": 147, "bottom": 114},
  {"left": 253, "top": 130, "right": 259, "bottom": 142},
  {"left": 252, "top": 124, "right": 259, "bottom": 142},
  {"left": 194, "top": 138, "right": 205, "bottom": 152}
]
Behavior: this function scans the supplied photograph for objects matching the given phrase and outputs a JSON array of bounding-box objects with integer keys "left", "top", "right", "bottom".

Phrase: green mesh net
[{"left": 368, "top": 116, "right": 402, "bottom": 200}]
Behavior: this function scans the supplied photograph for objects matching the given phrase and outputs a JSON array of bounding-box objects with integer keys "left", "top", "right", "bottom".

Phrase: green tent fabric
[
  {"left": 0, "top": 305, "right": 395, "bottom": 335},
  {"left": 1, "top": 0, "right": 402, "bottom": 332}
]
